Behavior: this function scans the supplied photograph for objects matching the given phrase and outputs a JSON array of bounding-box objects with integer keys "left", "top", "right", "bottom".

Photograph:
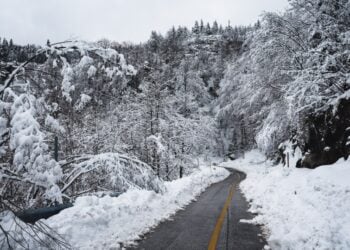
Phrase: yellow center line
[{"left": 208, "top": 183, "right": 236, "bottom": 250}]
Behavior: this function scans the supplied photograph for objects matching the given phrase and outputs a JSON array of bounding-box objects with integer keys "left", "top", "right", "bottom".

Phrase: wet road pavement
[{"left": 130, "top": 169, "right": 266, "bottom": 250}]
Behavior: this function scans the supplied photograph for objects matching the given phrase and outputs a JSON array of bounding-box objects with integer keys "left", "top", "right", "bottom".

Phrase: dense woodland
[{"left": 0, "top": 0, "right": 349, "bottom": 234}]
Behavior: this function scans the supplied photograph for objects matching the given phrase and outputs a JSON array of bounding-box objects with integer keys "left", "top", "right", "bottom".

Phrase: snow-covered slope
[
  {"left": 222, "top": 150, "right": 350, "bottom": 250},
  {"left": 40, "top": 166, "right": 229, "bottom": 249}
]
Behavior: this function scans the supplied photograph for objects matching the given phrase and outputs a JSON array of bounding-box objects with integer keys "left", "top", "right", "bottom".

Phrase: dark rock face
[{"left": 300, "top": 98, "right": 350, "bottom": 168}]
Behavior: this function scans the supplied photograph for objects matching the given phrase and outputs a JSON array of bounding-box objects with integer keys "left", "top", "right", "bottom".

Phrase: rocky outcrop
[{"left": 300, "top": 97, "right": 350, "bottom": 168}]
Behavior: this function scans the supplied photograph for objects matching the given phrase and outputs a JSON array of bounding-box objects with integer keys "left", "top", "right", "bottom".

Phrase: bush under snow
[{"left": 61, "top": 153, "right": 166, "bottom": 197}]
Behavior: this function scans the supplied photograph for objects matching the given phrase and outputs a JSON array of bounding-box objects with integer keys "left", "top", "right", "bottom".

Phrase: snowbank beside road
[
  {"left": 42, "top": 166, "right": 229, "bottom": 249},
  {"left": 222, "top": 150, "right": 350, "bottom": 250}
]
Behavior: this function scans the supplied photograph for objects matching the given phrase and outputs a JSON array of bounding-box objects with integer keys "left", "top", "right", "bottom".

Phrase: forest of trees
[
  {"left": 0, "top": 0, "right": 350, "bottom": 247},
  {"left": 0, "top": 21, "right": 250, "bottom": 213}
]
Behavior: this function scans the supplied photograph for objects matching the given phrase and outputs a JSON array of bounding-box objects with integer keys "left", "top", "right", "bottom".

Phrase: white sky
[{"left": 0, "top": 0, "right": 289, "bottom": 45}]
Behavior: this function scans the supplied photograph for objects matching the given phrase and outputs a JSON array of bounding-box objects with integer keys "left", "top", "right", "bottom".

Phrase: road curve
[{"left": 129, "top": 168, "right": 266, "bottom": 250}]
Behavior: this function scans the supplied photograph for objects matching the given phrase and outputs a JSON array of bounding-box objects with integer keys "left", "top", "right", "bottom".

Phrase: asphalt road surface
[{"left": 130, "top": 168, "right": 267, "bottom": 250}]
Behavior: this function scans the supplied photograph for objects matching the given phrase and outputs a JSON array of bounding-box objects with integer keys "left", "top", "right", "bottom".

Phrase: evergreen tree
[
  {"left": 200, "top": 20, "right": 204, "bottom": 33},
  {"left": 2, "top": 38, "right": 8, "bottom": 46},
  {"left": 212, "top": 21, "right": 219, "bottom": 34},
  {"left": 254, "top": 20, "right": 261, "bottom": 29},
  {"left": 192, "top": 20, "right": 200, "bottom": 34},
  {"left": 148, "top": 31, "right": 163, "bottom": 53},
  {"left": 219, "top": 24, "right": 224, "bottom": 34},
  {"left": 205, "top": 23, "right": 212, "bottom": 35}
]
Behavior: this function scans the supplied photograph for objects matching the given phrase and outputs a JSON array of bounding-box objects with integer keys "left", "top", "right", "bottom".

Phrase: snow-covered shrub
[
  {"left": 1, "top": 87, "right": 62, "bottom": 209},
  {"left": 61, "top": 153, "right": 166, "bottom": 197}
]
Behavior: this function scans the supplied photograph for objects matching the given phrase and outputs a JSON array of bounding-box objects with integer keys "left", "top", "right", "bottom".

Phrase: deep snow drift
[
  {"left": 39, "top": 166, "right": 229, "bottom": 249},
  {"left": 221, "top": 150, "right": 350, "bottom": 250}
]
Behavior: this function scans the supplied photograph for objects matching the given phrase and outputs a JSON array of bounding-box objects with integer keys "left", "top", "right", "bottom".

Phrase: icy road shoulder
[
  {"left": 221, "top": 150, "right": 350, "bottom": 250},
  {"left": 42, "top": 166, "right": 229, "bottom": 249}
]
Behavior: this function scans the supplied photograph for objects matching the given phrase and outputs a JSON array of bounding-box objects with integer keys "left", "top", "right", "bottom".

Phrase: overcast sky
[{"left": 0, "top": 0, "right": 289, "bottom": 45}]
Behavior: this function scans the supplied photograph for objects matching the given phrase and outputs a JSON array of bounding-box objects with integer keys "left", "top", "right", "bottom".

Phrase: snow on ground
[
  {"left": 41, "top": 166, "right": 229, "bottom": 249},
  {"left": 221, "top": 150, "right": 350, "bottom": 250}
]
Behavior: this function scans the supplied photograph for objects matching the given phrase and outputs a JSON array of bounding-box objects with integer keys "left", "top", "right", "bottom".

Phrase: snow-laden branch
[{"left": 61, "top": 153, "right": 166, "bottom": 197}]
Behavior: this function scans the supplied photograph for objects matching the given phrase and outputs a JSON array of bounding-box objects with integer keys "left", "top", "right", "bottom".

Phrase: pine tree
[
  {"left": 219, "top": 24, "right": 224, "bottom": 34},
  {"left": 212, "top": 21, "right": 219, "bottom": 34},
  {"left": 200, "top": 20, "right": 204, "bottom": 33},
  {"left": 205, "top": 23, "right": 212, "bottom": 35},
  {"left": 2, "top": 38, "right": 8, "bottom": 46},
  {"left": 192, "top": 20, "right": 200, "bottom": 34},
  {"left": 254, "top": 20, "right": 261, "bottom": 29},
  {"left": 148, "top": 31, "right": 162, "bottom": 53}
]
